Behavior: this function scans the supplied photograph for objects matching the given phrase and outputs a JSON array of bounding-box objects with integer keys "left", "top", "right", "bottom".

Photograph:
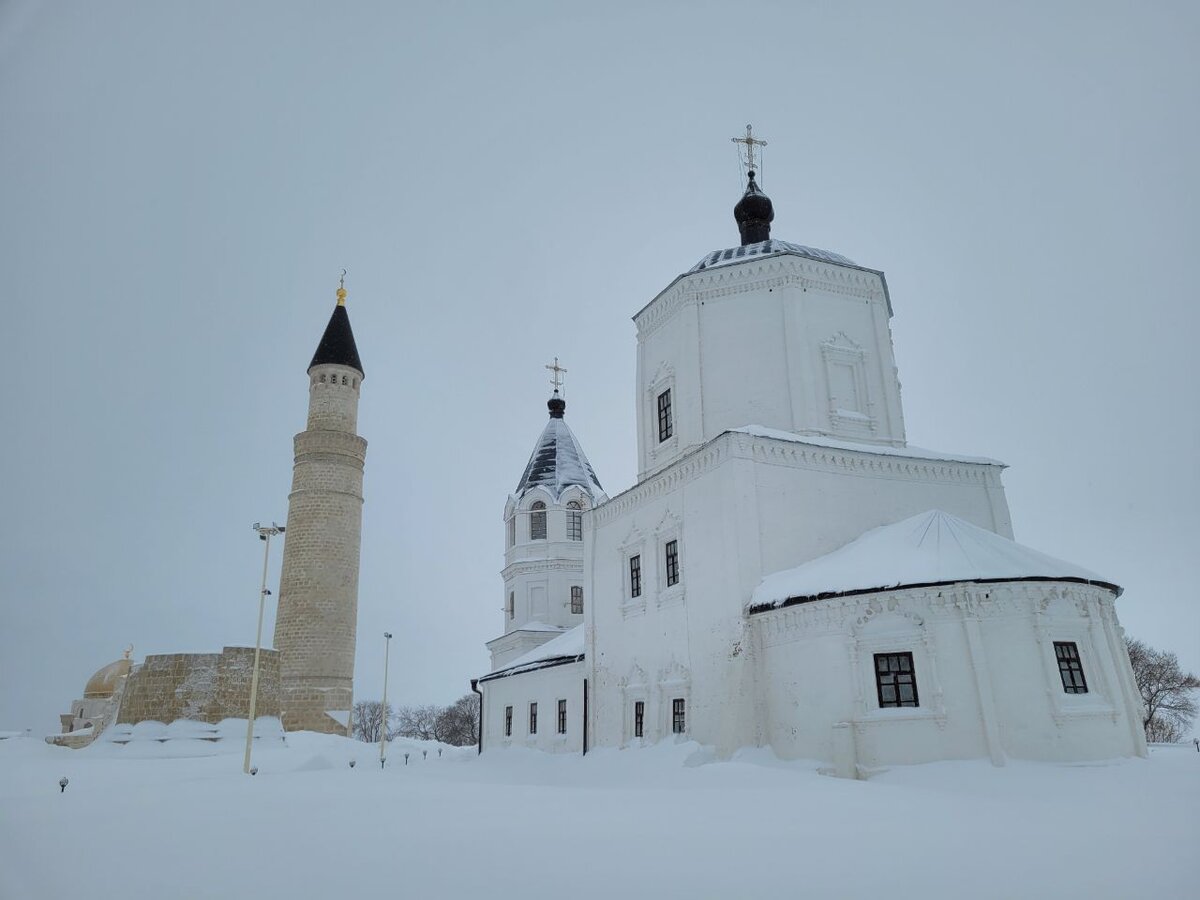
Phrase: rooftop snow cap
[
  {"left": 748, "top": 510, "right": 1120, "bottom": 612},
  {"left": 734, "top": 170, "right": 774, "bottom": 245},
  {"left": 308, "top": 302, "right": 363, "bottom": 376},
  {"left": 514, "top": 394, "right": 605, "bottom": 501}
]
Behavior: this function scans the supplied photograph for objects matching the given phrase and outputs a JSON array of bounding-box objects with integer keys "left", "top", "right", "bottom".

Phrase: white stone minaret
[{"left": 273, "top": 277, "right": 366, "bottom": 734}]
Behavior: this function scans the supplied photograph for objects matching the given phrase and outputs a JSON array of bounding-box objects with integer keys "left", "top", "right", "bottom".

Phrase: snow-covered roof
[
  {"left": 514, "top": 404, "right": 605, "bottom": 501},
  {"left": 479, "top": 625, "right": 585, "bottom": 682},
  {"left": 733, "top": 425, "right": 1006, "bottom": 467},
  {"left": 748, "top": 510, "right": 1119, "bottom": 612},
  {"left": 688, "top": 239, "right": 856, "bottom": 273}
]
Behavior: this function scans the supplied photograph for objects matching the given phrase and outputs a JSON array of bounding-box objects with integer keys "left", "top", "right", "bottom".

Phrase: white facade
[{"left": 477, "top": 186, "right": 1147, "bottom": 772}]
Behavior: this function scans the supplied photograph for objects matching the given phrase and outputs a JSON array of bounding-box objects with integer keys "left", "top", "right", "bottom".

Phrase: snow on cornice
[
  {"left": 478, "top": 625, "right": 585, "bottom": 682},
  {"left": 733, "top": 425, "right": 1007, "bottom": 468}
]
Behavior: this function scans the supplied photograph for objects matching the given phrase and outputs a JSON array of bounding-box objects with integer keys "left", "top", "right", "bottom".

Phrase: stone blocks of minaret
[{"left": 274, "top": 363, "right": 366, "bottom": 734}]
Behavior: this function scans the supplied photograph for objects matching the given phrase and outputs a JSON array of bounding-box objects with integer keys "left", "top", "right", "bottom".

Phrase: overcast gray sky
[{"left": 2, "top": 1, "right": 1197, "bottom": 736}]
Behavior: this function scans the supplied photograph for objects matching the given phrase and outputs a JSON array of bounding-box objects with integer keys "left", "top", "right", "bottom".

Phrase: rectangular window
[
  {"left": 634, "top": 700, "right": 645, "bottom": 738},
  {"left": 570, "top": 585, "right": 583, "bottom": 615},
  {"left": 629, "top": 555, "right": 642, "bottom": 598},
  {"left": 529, "top": 702, "right": 538, "bottom": 735},
  {"left": 530, "top": 504, "right": 546, "bottom": 540},
  {"left": 665, "top": 539, "right": 680, "bottom": 587},
  {"left": 671, "top": 698, "right": 686, "bottom": 734},
  {"left": 504, "top": 705, "right": 513, "bottom": 737},
  {"left": 507, "top": 591, "right": 515, "bottom": 620},
  {"left": 507, "top": 517, "right": 516, "bottom": 548},
  {"left": 874, "top": 652, "right": 919, "bottom": 708},
  {"left": 557, "top": 699, "right": 567, "bottom": 734},
  {"left": 1054, "top": 641, "right": 1088, "bottom": 694},
  {"left": 657, "top": 389, "right": 673, "bottom": 442},
  {"left": 568, "top": 509, "right": 583, "bottom": 541}
]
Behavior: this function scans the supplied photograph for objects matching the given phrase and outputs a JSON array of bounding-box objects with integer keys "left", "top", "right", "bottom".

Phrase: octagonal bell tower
[{"left": 273, "top": 277, "right": 367, "bottom": 734}]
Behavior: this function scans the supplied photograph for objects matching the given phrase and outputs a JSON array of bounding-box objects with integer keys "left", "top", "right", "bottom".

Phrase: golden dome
[{"left": 83, "top": 657, "right": 131, "bottom": 698}]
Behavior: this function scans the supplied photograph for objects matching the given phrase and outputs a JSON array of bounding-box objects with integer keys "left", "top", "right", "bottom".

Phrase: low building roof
[
  {"left": 479, "top": 625, "right": 585, "bottom": 683},
  {"left": 748, "top": 510, "right": 1119, "bottom": 613}
]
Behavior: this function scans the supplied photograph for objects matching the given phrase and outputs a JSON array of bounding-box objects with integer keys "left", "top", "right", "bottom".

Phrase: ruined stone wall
[{"left": 115, "top": 647, "right": 279, "bottom": 724}]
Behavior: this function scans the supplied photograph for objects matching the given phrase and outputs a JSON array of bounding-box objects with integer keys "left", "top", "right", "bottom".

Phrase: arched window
[
  {"left": 566, "top": 501, "right": 583, "bottom": 541},
  {"left": 506, "top": 516, "right": 516, "bottom": 548},
  {"left": 529, "top": 501, "right": 547, "bottom": 540}
]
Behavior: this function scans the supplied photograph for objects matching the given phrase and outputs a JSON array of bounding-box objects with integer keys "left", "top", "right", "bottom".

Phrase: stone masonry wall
[
  {"left": 115, "top": 648, "right": 279, "bottom": 724},
  {"left": 273, "top": 362, "right": 365, "bottom": 735}
]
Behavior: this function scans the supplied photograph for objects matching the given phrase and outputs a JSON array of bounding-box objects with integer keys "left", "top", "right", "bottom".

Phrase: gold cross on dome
[
  {"left": 731, "top": 124, "right": 767, "bottom": 174},
  {"left": 545, "top": 357, "right": 567, "bottom": 394}
]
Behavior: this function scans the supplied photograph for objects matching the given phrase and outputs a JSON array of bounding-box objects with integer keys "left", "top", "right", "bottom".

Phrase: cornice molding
[
  {"left": 595, "top": 431, "right": 1004, "bottom": 527},
  {"left": 635, "top": 256, "right": 887, "bottom": 340}
]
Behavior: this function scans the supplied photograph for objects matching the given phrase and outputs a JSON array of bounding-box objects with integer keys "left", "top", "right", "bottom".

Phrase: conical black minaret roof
[{"left": 308, "top": 296, "right": 363, "bottom": 376}]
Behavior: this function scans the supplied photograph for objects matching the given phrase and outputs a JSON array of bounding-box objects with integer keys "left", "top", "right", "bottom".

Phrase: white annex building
[{"left": 474, "top": 136, "right": 1147, "bottom": 774}]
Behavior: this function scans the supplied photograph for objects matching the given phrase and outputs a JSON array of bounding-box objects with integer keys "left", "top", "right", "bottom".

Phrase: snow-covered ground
[{"left": 1, "top": 733, "right": 1196, "bottom": 899}]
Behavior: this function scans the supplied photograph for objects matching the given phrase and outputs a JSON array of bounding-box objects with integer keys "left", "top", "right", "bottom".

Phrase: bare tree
[
  {"left": 1126, "top": 638, "right": 1199, "bottom": 743},
  {"left": 351, "top": 700, "right": 392, "bottom": 743},
  {"left": 394, "top": 704, "right": 441, "bottom": 741},
  {"left": 435, "top": 694, "right": 480, "bottom": 746}
]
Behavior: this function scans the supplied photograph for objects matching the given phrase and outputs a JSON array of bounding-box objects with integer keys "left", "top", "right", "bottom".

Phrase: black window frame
[
  {"left": 629, "top": 554, "right": 642, "bottom": 598},
  {"left": 557, "top": 698, "right": 567, "bottom": 734},
  {"left": 671, "top": 698, "right": 686, "bottom": 734},
  {"left": 570, "top": 585, "right": 583, "bottom": 615},
  {"left": 504, "top": 705, "right": 512, "bottom": 737},
  {"left": 634, "top": 700, "right": 645, "bottom": 738},
  {"left": 657, "top": 389, "right": 673, "bottom": 442},
  {"left": 1054, "top": 641, "right": 1089, "bottom": 694},
  {"left": 665, "top": 539, "right": 680, "bottom": 587},
  {"left": 566, "top": 501, "right": 583, "bottom": 541},
  {"left": 529, "top": 501, "right": 547, "bottom": 541},
  {"left": 529, "top": 702, "right": 538, "bottom": 735},
  {"left": 874, "top": 652, "right": 919, "bottom": 708}
]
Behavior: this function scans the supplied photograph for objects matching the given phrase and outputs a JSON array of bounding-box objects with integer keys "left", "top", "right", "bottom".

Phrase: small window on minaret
[
  {"left": 507, "top": 517, "right": 516, "bottom": 548},
  {"left": 657, "top": 389, "right": 673, "bottom": 442},
  {"left": 342, "top": 375, "right": 348, "bottom": 385},
  {"left": 319, "top": 374, "right": 326, "bottom": 383},
  {"left": 507, "top": 592, "right": 515, "bottom": 619},
  {"left": 530, "top": 502, "right": 547, "bottom": 540}
]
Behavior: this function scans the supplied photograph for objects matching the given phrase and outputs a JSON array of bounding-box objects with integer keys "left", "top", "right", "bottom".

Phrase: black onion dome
[
  {"left": 308, "top": 304, "right": 364, "bottom": 376},
  {"left": 734, "top": 171, "right": 774, "bottom": 245},
  {"left": 548, "top": 394, "right": 566, "bottom": 418}
]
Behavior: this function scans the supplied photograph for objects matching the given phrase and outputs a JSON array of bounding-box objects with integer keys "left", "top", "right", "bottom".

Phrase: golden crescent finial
[{"left": 336, "top": 268, "right": 348, "bottom": 306}]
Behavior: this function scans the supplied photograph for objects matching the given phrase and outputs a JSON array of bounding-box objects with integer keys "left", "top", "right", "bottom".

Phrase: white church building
[{"left": 474, "top": 145, "right": 1147, "bottom": 774}]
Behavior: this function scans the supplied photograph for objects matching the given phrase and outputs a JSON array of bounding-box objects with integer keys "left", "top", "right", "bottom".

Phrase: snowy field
[{"left": 1, "top": 733, "right": 1196, "bottom": 899}]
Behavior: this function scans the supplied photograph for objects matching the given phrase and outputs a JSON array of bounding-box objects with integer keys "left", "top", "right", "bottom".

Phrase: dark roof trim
[
  {"left": 746, "top": 575, "right": 1123, "bottom": 616},
  {"left": 477, "top": 654, "right": 584, "bottom": 684}
]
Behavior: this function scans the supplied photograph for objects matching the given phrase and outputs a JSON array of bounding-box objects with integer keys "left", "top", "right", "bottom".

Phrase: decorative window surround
[
  {"left": 620, "top": 526, "right": 647, "bottom": 618},
  {"left": 621, "top": 666, "right": 649, "bottom": 744},
  {"left": 646, "top": 364, "right": 678, "bottom": 466},
  {"left": 850, "top": 608, "right": 947, "bottom": 728},
  {"left": 1034, "top": 596, "right": 1119, "bottom": 725},
  {"left": 656, "top": 662, "right": 691, "bottom": 738},
  {"left": 654, "top": 510, "right": 685, "bottom": 609},
  {"left": 821, "top": 332, "right": 877, "bottom": 437}
]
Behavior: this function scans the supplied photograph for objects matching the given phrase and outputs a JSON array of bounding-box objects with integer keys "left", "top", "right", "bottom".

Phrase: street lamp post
[
  {"left": 244, "top": 522, "right": 285, "bottom": 775},
  {"left": 380, "top": 632, "right": 393, "bottom": 767}
]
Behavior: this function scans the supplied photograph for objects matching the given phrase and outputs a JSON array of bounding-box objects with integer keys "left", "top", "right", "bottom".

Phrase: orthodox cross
[
  {"left": 545, "top": 357, "right": 567, "bottom": 394},
  {"left": 731, "top": 124, "right": 767, "bottom": 174}
]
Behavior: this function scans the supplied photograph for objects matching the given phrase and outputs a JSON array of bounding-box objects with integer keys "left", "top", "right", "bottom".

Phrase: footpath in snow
[{"left": 1, "top": 732, "right": 1196, "bottom": 899}]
